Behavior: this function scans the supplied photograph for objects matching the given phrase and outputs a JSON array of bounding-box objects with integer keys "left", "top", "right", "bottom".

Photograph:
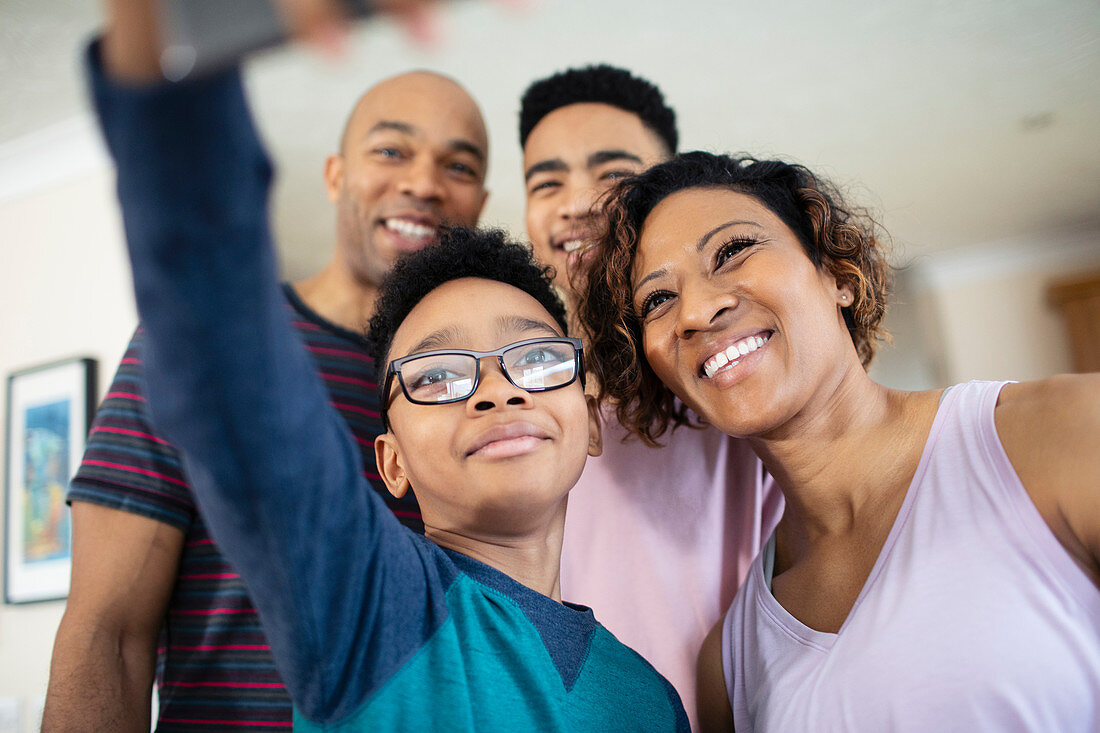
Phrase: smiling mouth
[
  {"left": 469, "top": 435, "right": 547, "bottom": 459},
  {"left": 701, "top": 332, "right": 772, "bottom": 379},
  {"left": 383, "top": 217, "right": 438, "bottom": 245},
  {"left": 550, "top": 231, "right": 594, "bottom": 256},
  {"left": 466, "top": 422, "right": 551, "bottom": 459}
]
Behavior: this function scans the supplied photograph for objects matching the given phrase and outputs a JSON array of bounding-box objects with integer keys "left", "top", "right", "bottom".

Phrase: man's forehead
[{"left": 344, "top": 72, "right": 488, "bottom": 151}]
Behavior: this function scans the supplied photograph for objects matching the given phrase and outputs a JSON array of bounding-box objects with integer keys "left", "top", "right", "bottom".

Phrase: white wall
[
  {"left": 0, "top": 116, "right": 135, "bottom": 733},
  {"left": 906, "top": 226, "right": 1100, "bottom": 386}
]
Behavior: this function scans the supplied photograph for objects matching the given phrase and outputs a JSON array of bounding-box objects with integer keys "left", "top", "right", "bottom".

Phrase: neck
[
  {"left": 748, "top": 370, "right": 925, "bottom": 545},
  {"left": 425, "top": 500, "right": 568, "bottom": 600},
  {"left": 292, "top": 258, "right": 379, "bottom": 333}
]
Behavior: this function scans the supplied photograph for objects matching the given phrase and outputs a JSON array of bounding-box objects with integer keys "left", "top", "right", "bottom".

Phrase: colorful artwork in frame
[{"left": 4, "top": 357, "right": 96, "bottom": 604}]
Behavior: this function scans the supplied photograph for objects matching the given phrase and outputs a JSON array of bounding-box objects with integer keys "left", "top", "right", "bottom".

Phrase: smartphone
[{"left": 158, "top": 0, "right": 375, "bottom": 81}]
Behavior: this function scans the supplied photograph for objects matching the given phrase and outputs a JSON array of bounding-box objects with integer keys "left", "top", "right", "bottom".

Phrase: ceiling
[{"left": 3, "top": 0, "right": 1099, "bottom": 278}]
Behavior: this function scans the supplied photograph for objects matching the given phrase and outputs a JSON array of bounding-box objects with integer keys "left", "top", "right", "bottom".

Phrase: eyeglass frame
[{"left": 380, "top": 336, "right": 586, "bottom": 430}]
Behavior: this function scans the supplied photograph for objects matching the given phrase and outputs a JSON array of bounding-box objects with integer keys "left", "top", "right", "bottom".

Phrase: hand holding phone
[{"left": 158, "top": 0, "right": 378, "bottom": 80}]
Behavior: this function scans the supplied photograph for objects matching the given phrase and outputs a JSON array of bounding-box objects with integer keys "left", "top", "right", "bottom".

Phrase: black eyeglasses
[{"left": 381, "top": 336, "right": 585, "bottom": 428}]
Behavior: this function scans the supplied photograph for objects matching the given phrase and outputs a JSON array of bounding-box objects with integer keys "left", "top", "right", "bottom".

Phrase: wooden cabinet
[{"left": 1049, "top": 270, "right": 1100, "bottom": 373}]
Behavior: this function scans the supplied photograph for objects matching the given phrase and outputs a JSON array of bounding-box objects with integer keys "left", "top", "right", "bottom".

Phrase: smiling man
[
  {"left": 519, "top": 65, "right": 783, "bottom": 730},
  {"left": 302, "top": 71, "right": 489, "bottom": 325},
  {"left": 45, "top": 29, "right": 489, "bottom": 731}
]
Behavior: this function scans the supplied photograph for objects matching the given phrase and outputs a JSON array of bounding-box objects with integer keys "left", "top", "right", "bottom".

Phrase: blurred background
[{"left": 1, "top": 0, "right": 1098, "bottom": 728}]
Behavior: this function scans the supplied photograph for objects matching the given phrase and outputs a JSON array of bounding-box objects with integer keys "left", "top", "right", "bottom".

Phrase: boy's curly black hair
[
  {"left": 367, "top": 227, "right": 569, "bottom": 399},
  {"left": 519, "top": 64, "right": 678, "bottom": 155}
]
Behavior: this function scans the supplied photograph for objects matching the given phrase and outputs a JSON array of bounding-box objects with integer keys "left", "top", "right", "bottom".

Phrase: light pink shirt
[
  {"left": 561, "top": 408, "right": 781, "bottom": 730},
  {"left": 724, "top": 381, "right": 1100, "bottom": 732}
]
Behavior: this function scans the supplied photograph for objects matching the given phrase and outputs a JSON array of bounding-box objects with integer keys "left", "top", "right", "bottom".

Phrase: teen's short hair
[
  {"left": 367, "top": 227, "right": 570, "bottom": 391},
  {"left": 519, "top": 64, "right": 678, "bottom": 155}
]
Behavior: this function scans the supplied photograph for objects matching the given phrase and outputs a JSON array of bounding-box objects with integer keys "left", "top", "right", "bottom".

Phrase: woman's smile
[{"left": 700, "top": 330, "right": 772, "bottom": 379}]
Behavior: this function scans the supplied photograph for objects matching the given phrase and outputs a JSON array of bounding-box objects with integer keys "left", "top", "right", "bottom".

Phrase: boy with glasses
[{"left": 88, "top": 3, "right": 688, "bottom": 728}]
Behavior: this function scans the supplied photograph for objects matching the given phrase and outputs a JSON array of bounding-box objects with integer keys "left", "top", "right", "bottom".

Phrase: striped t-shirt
[{"left": 68, "top": 285, "right": 420, "bottom": 731}]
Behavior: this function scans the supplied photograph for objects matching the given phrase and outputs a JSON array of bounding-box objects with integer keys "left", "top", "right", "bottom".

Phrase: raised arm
[
  {"left": 995, "top": 373, "right": 1100, "bottom": 587},
  {"left": 88, "top": 1, "right": 443, "bottom": 722}
]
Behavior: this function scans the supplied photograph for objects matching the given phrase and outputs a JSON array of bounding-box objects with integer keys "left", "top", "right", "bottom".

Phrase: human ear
[
  {"left": 323, "top": 154, "right": 345, "bottom": 204},
  {"left": 821, "top": 264, "right": 854, "bottom": 308},
  {"left": 836, "top": 281, "right": 854, "bottom": 307},
  {"left": 475, "top": 188, "right": 490, "bottom": 221},
  {"left": 374, "top": 431, "right": 411, "bottom": 499},
  {"left": 585, "top": 394, "right": 603, "bottom": 458}
]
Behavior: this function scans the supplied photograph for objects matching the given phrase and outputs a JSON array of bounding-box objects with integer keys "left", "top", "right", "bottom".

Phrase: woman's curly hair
[{"left": 575, "top": 152, "right": 892, "bottom": 446}]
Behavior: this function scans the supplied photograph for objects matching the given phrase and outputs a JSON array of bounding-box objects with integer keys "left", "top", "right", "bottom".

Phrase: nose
[
  {"left": 467, "top": 359, "right": 534, "bottom": 414},
  {"left": 557, "top": 177, "right": 601, "bottom": 222},
  {"left": 676, "top": 280, "right": 738, "bottom": 339},
  {"left": 398, "top": 154, "right": 444, "bottom": 202}
]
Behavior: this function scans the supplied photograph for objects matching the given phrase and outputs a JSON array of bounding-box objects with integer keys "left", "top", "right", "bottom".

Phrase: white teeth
[
  {"left": 704, "top": 356, "right": 738, "bottom": 379},
  {"left": 702, "top": 333, "right": 770, "bottom": 379},
  {"left": 562, "top": 239, "right": 585, "bottom": 253},
  {"left": 385, "top": 218, "right": 437, "bottom": 240}
]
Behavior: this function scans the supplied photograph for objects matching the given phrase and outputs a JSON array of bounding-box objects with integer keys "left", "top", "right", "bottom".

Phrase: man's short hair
[
  {"left": 367, "top": 227, "right": 570, "bottom": 393},
  {"left": 519, "top": 64, "right": 678, "bottom": 155}
]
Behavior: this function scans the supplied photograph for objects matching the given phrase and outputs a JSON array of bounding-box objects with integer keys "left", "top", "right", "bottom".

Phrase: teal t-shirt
[{"left": 294, "top": 547, "right": 688, "bottom": 731}]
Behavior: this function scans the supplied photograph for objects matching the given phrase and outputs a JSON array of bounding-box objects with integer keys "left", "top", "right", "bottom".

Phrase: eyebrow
[
  {"left": 405, "top": 325, "right": 466, "bottom": 356},
  {"left": 366, "top": 120, "right": 486, "bottom": 163},
  {"left": 587, "top": 149, "right": 644, "bottom": 168},
  {"left": 496, "top": 315, "right": 562, "bottom": 337},
  {"left": 449, "top": 139, "right": 486, "bottom": 163},
  {"left": 524, "top": 149, "right": 645, "bottom": 183},
  {"left": 632, "top": 267, "right": 667, "bottom": 299},
  {"left": 524, "top": 158, "right": 567, "bottom": 182},
  {"left": 696, "top": 220, "right": 763, "bottom": 252},
  {"left": 368, "top": 120, "right": 416, "bottom": 137},
  {"left": 632, "top": 220, "right": 765, "bottom": 298}
]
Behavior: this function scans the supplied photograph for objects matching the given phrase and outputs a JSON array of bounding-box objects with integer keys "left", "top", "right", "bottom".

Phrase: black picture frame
[{"left": 4, "top": 357, "right": 96, "bottom": 604}]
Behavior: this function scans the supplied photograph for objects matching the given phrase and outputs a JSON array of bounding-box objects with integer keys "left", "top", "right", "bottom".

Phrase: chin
[
  {"left": 682, "top": 390, "right": 773, "bottom": 439},
  {"left": 470, "top": 489, "right": 569, "bottom": 532}
]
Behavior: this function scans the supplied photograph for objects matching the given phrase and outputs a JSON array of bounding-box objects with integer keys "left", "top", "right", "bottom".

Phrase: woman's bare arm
[
  {"left": 995, "top": 373, "right": 1100, "bottom": 587},
  {"left": 696, "top": 618, "right": 735, "bottom": 732}
]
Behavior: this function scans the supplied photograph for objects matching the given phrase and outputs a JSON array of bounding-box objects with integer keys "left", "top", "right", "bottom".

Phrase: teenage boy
[
  {"left": 82, "top": 10, "right": 690, "bottom": 728},
  {"left": 520, "top": 65, "right": 783, "bottom": 727},
  {"left": 44, "top": 6, "right": 488, "bottom": 731}
]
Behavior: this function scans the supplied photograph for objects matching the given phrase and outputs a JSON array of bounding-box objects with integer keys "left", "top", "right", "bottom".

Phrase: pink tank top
[{"left": 723, "top": 381, "right": 1100, "bottom": 732}]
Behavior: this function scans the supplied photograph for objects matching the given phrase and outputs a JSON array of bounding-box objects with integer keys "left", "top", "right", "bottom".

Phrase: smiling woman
[
  {"left": 580, "top": 152, "right": 891, "bottom": 445},
  {"left": 577, "top": 152, "right": 1100, "bottom": 732}
]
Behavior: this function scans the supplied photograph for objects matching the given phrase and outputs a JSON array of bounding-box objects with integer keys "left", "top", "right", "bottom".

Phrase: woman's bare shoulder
[{"left": 995, "top": 374, "right": 1100, "bottom": 585}]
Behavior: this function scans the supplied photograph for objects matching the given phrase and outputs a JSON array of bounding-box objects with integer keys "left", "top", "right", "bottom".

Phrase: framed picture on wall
[{"left": 4, "top": 357, "right": 96, "bottom": 604}]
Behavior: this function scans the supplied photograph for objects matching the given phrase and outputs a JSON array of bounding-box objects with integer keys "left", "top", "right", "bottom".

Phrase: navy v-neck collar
[{"left": 443, "top": 548, "right": 597, "bottom": 691}]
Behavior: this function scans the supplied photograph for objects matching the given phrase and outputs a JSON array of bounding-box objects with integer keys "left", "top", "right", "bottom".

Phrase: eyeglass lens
[{"left": 401, "top": 340, "right": 577, "bottom": 404}]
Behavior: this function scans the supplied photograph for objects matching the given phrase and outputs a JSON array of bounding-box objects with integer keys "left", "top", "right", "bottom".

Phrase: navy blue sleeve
[{"left": 85, "top": 41, "right": 450, "bottom": 723}]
